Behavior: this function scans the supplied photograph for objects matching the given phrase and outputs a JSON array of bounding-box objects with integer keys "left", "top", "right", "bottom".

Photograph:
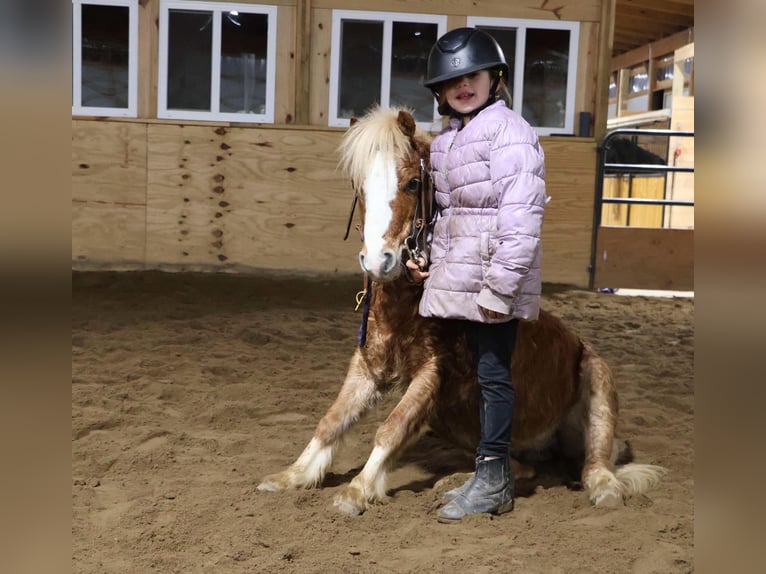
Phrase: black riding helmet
[{"left": 424, "top": 28, "right": 509, "bottom": 117}]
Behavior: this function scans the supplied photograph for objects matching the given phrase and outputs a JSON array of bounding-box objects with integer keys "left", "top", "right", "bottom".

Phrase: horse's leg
[
  {"left": 578, "top": 344, "right": 624, "bottom": 506},
  {"left": 257, "top": 351, "right": 380, "bottom": 491},
  {"left": 333, "top": 358, "right": 440, "bottom": 515},
  {"left": 560, "top": 345, "right": 666, "bottom": 503}
]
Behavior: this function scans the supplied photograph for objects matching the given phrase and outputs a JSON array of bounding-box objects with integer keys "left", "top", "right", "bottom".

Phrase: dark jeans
[{"left": 463, "top": 319, "right": 519, "bottom": 459}]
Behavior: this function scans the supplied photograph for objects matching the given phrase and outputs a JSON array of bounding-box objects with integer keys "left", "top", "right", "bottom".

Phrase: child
[{"left": 407, "top": 27, "right": 548, "bottom": 522}]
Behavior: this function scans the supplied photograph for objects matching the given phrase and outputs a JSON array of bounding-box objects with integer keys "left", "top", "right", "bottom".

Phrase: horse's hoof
[
  {"left": 590, "top": 491, "right": 623, "bottom": 508},
  {"left": 333, "top": 495, "right": 364, "bottom": 516},
  {"left": 257, "top": 473, "right": 288, "bottom": 492},
  {"left": 585, "top": 468, "right": 624, "bottom": 508}
]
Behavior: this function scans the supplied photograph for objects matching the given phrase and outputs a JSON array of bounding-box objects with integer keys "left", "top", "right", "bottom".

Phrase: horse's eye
[{"left": 406, "top": 178, "right": 420, "bottom": 192}]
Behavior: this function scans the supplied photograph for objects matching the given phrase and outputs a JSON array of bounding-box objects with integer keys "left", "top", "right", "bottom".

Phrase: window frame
[
  {"left": 328, "top": 10, "right": 447, "bottom": 132},
  {"left": 72, "top": 0, "right": 139, "bottom": 118},
  {"left": 467, "top": 16, "right": 580, "bottom": 136},
  {"left": 157, "top": 0, "right": 278, "bottom": 123}
]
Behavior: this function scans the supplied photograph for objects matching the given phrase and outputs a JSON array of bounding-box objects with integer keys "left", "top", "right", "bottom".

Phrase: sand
[{"left": 72, "top": 270, "right": 694, "bottom": 573}]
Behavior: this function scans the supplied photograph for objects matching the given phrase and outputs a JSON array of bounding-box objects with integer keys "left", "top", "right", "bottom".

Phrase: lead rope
[
  {"left": 344, "top": 202, "right": 371, "bottom": 346},
  {"left": 355, "top": 274, "right": 372, "bottom": 347}
]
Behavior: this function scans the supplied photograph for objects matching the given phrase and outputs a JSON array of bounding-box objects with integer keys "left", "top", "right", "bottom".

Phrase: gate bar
[{"left": 589, "top": 128, "right": 695, "bottom": 289}]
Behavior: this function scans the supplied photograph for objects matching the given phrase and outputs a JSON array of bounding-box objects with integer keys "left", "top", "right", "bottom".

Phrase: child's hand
[
  {"left": 405, "top": 257, "right": 429, "bottom": 283},
  {"left": 479, "top": 306, "right": 509, "bottom": 320}
]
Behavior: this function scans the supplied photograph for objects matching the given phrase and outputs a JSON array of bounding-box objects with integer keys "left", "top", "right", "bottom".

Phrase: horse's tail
[{"left": 615, "top": 463, "right": 668, "bottom": 496}]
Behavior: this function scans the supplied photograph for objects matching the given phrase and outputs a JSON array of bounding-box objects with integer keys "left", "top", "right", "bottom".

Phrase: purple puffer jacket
[{"left": 419, "top": 101, "right": 548, "bottom": 323}]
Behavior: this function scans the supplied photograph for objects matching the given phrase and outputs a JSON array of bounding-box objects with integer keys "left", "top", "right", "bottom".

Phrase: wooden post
[
  {"left": 295, "top": 0, "right": 312, "bottom": 125},
  {"left": 137, "top": 0, "right": 159, "bottom": 118},
  {"left": 616, "top": 68, "right": 628, "bottom": 119},
  {"left": 593, "top": 0, "right": 616, "bottom": 142},
  {"left": 672, "top": 42, "right": 694, "bottom": 98}
]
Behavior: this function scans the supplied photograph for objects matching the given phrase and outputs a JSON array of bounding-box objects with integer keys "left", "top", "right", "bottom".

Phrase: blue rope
[{"left": 357, "top": 286, "right": 372, "bottom": 347}]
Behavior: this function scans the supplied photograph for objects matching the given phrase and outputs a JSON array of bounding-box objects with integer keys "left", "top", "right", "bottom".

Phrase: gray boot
[
  {"left": 437, "top": 457, "right": 514, "bottom": 523},
  {"left": 442, "top": 457, "right": 480, "bottom": 502},
  {"left": 442, "top": 474, "right": 475, "bottom": 503}
]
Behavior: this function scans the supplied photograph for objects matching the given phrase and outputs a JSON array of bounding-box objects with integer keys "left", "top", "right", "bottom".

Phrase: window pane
[
  {"left": 81, "top": 4, "right": 129, "bottom": 108},
  {"left": 220, "top": 11, "right": 269, "bottom": 114},
  {"left": 167, "top": 10, "right": 212, "bottom": 111},
  {"left": 655, "top": 54, "right": 674, "bottom": 83},
  {"left": 522, "top": 28, "right": 569, "bottom": 128},
  {"left": 477, "top": 26, "right": 516, "bottom": 96},
  {"left": 338, "top": 20, "right": 383, "bottom": 119},
  {"left": 628, "top": 63, "right": 649, "bottom": 93},
  {"left": 389, "top": 22, "right": 438, "bottom": 122}
]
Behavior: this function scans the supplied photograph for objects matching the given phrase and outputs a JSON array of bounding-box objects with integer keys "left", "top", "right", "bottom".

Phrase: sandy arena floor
[{"left": 72, "top": 271, "right": 693, "bottom": 573}]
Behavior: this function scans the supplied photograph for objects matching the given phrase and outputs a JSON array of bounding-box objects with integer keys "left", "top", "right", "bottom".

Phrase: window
[
  {"left": 72, "top": 0, "right": 138, "bottom": 117},
  {"left": 467, "top": 17, "right": 580, "bottom": 136},
  {"left": 158, "top": 1, "right": 277, "bottom": 123},
  {"left": 608, "top": 72, "right": 618, "bottom": 119},
  {"left": 329, "top": 10, "right": 447, "bottom": 131},
  {"left": 623, "top": 62, "right": 649, "bottom": 113}
]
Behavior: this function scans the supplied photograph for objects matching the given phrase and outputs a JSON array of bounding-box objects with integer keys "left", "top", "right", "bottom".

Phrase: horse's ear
[
  {"left": 397, "top": 110, "right": 416, "bottom": 138},
  {"left": 350, "top": 117, "right": 359, "bottom": 127}
]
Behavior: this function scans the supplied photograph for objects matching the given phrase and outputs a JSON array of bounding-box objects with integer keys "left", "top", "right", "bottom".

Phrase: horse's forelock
[{"left": 338, "top": 107, "right": 415, "bottom": 193}]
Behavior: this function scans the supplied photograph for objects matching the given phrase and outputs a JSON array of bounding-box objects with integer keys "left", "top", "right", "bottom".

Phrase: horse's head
[{"left": 338, "top": 107, "right": 433, "bottom": 282}]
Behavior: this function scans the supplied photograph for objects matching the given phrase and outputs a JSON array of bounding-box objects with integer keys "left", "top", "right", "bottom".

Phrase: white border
[
  {"left": 72, "top": 0, "right": 138, "bottom": 117},
  {"left": 158, "top": 1, "right": 277, "bottom": 123},
  {"left": 468, "top": 16, "right": 580, "bottom": 136},
  {"left": 329, "top": 10, "right": 447, "bottom": 132}
]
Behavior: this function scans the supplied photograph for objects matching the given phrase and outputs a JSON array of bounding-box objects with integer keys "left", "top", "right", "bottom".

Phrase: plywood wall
[
  {"left": 72, "top": 121, "right": 148, "bottom": 266},
  {"left": 594, "top": 227, "right": 693, "bottom": 291},
  {"left": 540, "top": 137, "right": 597, "bottom": 286},
  {"left": 72, "top": 120, "right": 596, "bottom": 286},
  {"left": 144, "top": 123, "right": 357, "bottom": 272}
]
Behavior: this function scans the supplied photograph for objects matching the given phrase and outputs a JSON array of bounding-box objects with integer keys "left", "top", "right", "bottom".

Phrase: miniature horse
[{"left": 258, "top": 107, "right": 665, "bottom": 515}]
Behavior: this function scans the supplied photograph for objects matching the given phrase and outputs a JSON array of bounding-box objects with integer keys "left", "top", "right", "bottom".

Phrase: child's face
[{"left": 441, "top": 70, "right": 492, "bottom": 117}]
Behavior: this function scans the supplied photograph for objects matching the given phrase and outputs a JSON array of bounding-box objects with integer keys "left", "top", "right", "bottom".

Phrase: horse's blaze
[{"left": 360, "top": 152, "right": 399, "bottom": 278}]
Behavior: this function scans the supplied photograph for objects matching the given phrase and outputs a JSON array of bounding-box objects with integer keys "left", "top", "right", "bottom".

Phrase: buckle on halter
[{"left": 402, "top": 237, "right": 426, "bottom": 271}]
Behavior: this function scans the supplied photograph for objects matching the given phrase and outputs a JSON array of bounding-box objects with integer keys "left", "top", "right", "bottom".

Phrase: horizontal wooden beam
[
  {"left": 618, "top": 0, "right": 694, "bottom": 17},
  {"left": 614, "top": 26, "right": 679, "bottom": 42},
  {"left": 612, "top": 28, "right": 693, "bottom": 70},
  {"left": 617, "top": 6, "right": 694, "bottom": 28}
]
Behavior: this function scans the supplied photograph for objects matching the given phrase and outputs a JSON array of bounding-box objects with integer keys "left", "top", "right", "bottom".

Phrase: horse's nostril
[{"left": 382, "top": 250, "right": 396, "bottom": 273}]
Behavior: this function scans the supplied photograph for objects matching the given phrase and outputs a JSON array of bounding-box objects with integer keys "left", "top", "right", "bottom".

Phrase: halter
[
  {"left": 401, "top": 158, "right": 434, "bottom": 269},
  {"left": 343, "top": 157, "right": 434, "bottom": 270}
]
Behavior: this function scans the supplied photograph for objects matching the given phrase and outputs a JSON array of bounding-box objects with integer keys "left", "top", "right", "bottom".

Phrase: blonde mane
[{"left": 337, "top": 107, "right": 415, "bottom": 192}]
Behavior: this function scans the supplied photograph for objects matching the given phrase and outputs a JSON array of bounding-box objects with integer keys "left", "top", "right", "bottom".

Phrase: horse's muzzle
[{"left": 359, "top": 249, "right": 400, "bottom": 281}]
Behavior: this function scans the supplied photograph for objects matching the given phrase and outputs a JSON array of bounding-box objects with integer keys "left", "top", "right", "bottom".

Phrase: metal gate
[{"left": 589, "top": 128, "right": 694, "bottom": 291}]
